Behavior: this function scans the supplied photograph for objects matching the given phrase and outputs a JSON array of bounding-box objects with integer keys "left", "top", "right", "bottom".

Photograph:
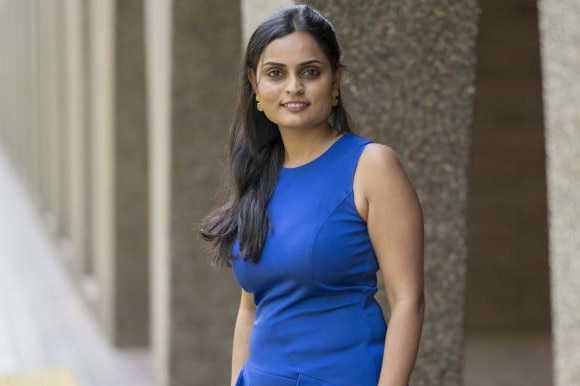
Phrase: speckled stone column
[
  {"left": 170, "top": 1, "right": 241, "bottom": 382},
  {"left": 146, "top": 1, "right": 242, "bottom": 385},
  {"left": 304, "top": 2, "right": 479, "bottom": 385},
  {"left": 538, "top": 1, "right": 580, "bottom": 385}
]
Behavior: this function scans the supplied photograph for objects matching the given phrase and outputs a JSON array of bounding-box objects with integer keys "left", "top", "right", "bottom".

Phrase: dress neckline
[{"left": 280, "top": 133, "right": 350, "bottom": 172}]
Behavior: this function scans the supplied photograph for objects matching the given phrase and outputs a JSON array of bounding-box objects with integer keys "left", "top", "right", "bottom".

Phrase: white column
[
  {"left": 21, "top": 0, "right": 32, "bottom": 191},
  {"left": 144, "top": 0, "right": 172, "bottom": 383},
  {"left": 30, "top": 0, "right": 43, "bottom": 205},
  {"left": 44, "top": 0, "right": 61, "bottom": 231},
  {"left": 64, "top": 0, "right": 88, "bottom": 276},
  {"left": 14, "top": 0, "right": 25, "bottom": 176},
  {"left": 56, "top": 0, "right": 70, "bottom": 240},
  {"left": 88, "top": 0, "right": 116, "bottom": 338}
]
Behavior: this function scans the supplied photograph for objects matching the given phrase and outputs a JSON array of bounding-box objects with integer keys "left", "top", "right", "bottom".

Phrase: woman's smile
[{"left": 281, "top": 101, "right": 310, "bottom": 112}]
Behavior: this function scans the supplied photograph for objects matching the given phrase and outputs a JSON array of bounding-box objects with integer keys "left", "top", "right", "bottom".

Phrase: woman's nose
[{"left": 286, "top": 75, "right": 305, "bottom": 95}]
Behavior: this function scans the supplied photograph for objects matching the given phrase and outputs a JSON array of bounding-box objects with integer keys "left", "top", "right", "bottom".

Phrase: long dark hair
[{"left": 200, "top": 5, "right": 353, "bottom": 266}]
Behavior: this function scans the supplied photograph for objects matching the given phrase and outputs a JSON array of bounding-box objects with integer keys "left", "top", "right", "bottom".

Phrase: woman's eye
[
  {"left": 267, "top": 69, "right": 283, "bottom": 78},
  {"left": 303, "top": 68, "right": 320, "bottom": 78}
]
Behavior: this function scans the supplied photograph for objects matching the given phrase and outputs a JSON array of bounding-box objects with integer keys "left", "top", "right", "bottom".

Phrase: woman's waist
[{"left": 250, "top": 302, "right": 386, "bottom": 358}]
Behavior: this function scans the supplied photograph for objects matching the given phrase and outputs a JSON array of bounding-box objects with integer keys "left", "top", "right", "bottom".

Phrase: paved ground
[
  {"left": 0, "top": 150, "right": 153, "bottom": 386},
  {"left": 463, "top": 330, "right": 553, "bottom": 386}
]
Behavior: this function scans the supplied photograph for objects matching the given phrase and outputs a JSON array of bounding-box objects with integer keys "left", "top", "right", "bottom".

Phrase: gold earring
[
  {"left": 256, "top": 94, "right": 264, "bottom": 112},
  {"left": 332, "top": 89, "right": 339, "bottom": 107}
]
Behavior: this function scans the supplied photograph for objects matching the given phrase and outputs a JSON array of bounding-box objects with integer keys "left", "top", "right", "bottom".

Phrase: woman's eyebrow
[{"left": 261, "top": 59, "right": 323, "bottom": 68}]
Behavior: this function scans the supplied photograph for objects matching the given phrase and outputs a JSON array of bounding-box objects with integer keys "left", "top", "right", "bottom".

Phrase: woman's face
[{"left": 250, "top": 31, "right": 340, "bottom": 133}]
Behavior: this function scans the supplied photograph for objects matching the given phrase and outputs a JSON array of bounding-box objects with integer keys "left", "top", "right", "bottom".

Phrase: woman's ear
[{"left": 248, "top": 69, "right": 258, "bottom": 93}]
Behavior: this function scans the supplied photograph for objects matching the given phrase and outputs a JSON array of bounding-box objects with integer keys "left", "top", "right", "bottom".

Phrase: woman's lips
[{"left": 281, "top": 102, "right": 309, "bottom": 112}]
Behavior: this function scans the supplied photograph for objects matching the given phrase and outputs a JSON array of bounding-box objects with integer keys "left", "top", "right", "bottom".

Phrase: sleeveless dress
[{"left": 232, "top": 133, "right": 387, "bottom": 386}]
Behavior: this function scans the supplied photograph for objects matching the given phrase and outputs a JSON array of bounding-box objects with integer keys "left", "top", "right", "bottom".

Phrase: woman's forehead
[{"left": 259, "top": 32, "right": 328, "bottom": 67}]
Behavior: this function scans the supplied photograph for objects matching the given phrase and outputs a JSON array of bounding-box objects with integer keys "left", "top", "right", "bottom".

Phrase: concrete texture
[
  {"left": 538, "top": 1, "right": 580, "bottom": 385},
  {"left": 304, "top": 1, "right": 480, "bottom": 385},
  {"left": 146, "top": 1, "right": 242, "bottom": 385},
  {"left": 169, "top": 1, "right": 242, "bottom": 383},
  {"left": 466, "top": 0, "right": 550, "bottom": 331},
  {"left": 113, "top": 0, "right": 150, "bottom": 347}
]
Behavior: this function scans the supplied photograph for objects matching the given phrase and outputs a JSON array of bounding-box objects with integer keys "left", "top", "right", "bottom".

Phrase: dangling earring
[
  {"left": 332, "top": 89, "right": 339, "bottom": 107},
  {"left": 256, "top": 94, "right": 264, "bottom": 112}
]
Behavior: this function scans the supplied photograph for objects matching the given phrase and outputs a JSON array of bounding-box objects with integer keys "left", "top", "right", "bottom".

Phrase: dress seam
[{"left": 309, "top": 191, "right": 353, "bottom": 284}]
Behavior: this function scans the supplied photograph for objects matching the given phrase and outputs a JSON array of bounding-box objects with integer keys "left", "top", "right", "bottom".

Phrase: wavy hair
[{"left": 200, "top": 5, "right": 353, "bottom": 266}]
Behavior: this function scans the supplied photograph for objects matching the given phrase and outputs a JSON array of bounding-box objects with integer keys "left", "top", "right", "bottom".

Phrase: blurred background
[{"left": 0, "top": 0, "right": 577, "bottom": 385}]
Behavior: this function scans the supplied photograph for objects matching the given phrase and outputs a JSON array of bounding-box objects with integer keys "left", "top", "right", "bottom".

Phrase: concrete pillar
[
  {"left": 63, "top": 0, "right": 88, "bottom": 277},
  {"left": 44, "top": 0, "right": 63, "bottom": 233},
  {"left": 304, "top": 2, "right": 479, "bottom": 385},
  {"left": 21, "top": 0, "right": 34, "bottom": 195},
  {"left": 144, "top": 1, "right": 171, "bottom": 383},
  {"left": 13, "top": 1, "right": 25, "bottom": 178},
  {"left": 538, "top": 1, "right": 580, "bottom": 385},
  {"left": 35, "top": 0, "right": 45, "bottom": 202},
  {"left": 113, "top": 0, "right": 150, "bottom": 346},
  {"left": 145, "top": 0, "right": 241, "bottom": 384},
  {"left": 30, "top": 0, "right": 43, "bottom": 205},
  {"left": 30, "top": 0, "right": 51, "bottom": 219},
  {"left": 85, "top": 0, "right": 150, "bottom": 346},
  {"left": 81, "top": 0, "right": 95, "bottom": 279},
  {"left": 87, "top": 0, "right": 116, "bottom": 334},
  {"left": 55, "top": 1, "right": 70, "bottom": 242}
]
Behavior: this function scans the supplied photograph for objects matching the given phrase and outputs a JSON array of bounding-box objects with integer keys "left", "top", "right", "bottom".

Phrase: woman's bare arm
[
  {"left": 354, "top": 144, "right": 425, "bottom": 386},
  {"left": 231, "top": 289, "right": 255, "bottom": 385}
]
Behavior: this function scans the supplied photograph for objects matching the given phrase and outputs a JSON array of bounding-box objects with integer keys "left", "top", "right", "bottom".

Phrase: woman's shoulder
[
  {"left": 360, "top": 142, "right": 399, "bottom": 165},
  {"left": 346, "top": 131, "right": 399, "bottom": 167},
  {"left": 347, "top": 133, "right": 396, "bottom": 155},
  {"left": 356, "top": 140, "right": 408, "bottom": 193}
]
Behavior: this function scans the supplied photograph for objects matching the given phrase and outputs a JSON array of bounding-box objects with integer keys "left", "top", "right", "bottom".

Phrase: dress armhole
[{"left": 352, "top": 141, "right": 373, "bottom": 223}]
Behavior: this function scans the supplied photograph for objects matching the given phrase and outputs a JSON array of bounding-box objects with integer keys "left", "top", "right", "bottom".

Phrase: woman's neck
[{"left": 278, "top": 125, "right": 342, "bottom": 168}]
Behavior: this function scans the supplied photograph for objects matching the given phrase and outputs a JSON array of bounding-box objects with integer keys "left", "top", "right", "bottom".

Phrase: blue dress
[{"left": 232, "top": 133, "right": 387, "bottom": 386}]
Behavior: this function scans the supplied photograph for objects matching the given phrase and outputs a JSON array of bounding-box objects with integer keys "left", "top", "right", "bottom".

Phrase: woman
[{"left": 201, "top": 5, "right": 424, "bottom": 386}]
